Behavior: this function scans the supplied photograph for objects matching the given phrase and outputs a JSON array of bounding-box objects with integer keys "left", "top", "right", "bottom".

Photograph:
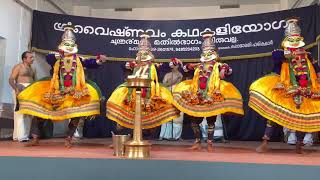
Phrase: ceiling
[{"left": 69, "top": 0, "right": 281, "bottom": 9}]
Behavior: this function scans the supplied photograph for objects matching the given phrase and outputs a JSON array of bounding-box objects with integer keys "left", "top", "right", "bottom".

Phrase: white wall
[
  {"left": 0, "top": 38, "right": 6, "bottom": 100},
  {"left": 73, "top": 0, "right": 318, "bottom": 20},
  {"left": 0, "top": 0, "right": 28, "bottom": 104},
  {"left": 49, "top": 0, "right": 73, "bottom": 14},
  {"left": 0, "top": 0, "right": 72, "bottom": 104},
  {"left": 87, "top": 4, "right": 281, "bottom": 20}
]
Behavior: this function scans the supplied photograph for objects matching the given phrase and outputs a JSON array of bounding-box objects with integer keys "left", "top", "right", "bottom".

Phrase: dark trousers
[
  {"left": 191, "top": 116, "right": 216, "bottom": 142},
  {"left": 31, "top": 118, "right": 79, "bottom": 138},
  {"left": 263, "top": 120, "right": 305, "bottom": 142}
]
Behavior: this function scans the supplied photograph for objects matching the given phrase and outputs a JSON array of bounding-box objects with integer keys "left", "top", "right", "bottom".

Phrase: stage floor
[{"left": 1, "top": 138, "right": 319, "bottom": 166}]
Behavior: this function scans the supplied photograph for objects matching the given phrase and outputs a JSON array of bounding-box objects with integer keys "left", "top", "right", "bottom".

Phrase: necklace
[{"left": 60, "top": 55, "right": 77, "bottom": 76}]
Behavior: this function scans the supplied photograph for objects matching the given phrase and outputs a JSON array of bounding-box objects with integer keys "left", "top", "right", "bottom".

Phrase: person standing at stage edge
[
  {"left": 249, "top": 18, "right": 320, "bottom": 154},
  {"left": 159, "top": 58, "right": 184, "bottom": 141},
  {"left": 17, "top": 25, "right": 108, "bottom": 147},
  {"left": 9, "top": 51, "right": 36, "bottom": 142},
  {"left": 172, "top": 31, "right": 244, "bottom": 152}
]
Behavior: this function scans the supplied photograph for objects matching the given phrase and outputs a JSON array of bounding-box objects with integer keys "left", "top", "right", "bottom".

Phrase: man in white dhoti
[
  {"left": 159, "top": 58, "right": 184, "bottom": 140},
  {"left": 284, "top": 128, "right": 314, "bottom": 146},
  {"left": 9, "top": 51, "right": 35, "bottom": 142},
  {"left": 200, "top": 115, "right": 225, "bottom": 142}
]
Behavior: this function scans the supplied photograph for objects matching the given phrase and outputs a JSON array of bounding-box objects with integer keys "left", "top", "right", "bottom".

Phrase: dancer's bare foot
[
  {"left": 207, "top": 140, "right": 213, "bottom": 152},
  {"left": 188, "top": 142, "right": 201, "bottom": 151},
  {"left": 256, "top": 140, "right": 268, "bottom": 153},
  {"left": 64, "top": 137, "right": 72, "bottom": 148},
  {"left": 24, "top": 138, "right": 39, "bottom": 147}
]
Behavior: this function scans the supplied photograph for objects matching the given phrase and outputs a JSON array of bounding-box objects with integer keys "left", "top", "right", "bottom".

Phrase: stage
[
  {"left": 0, "top": 138, "right": 319, "bottom": 166},
  {"left": 1, "top": 138, "right": 319, "bottom": 180}
]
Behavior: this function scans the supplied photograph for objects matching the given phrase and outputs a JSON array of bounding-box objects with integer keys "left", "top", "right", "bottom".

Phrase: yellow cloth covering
[
  {"left": 172, "top": 63, "right": 244, "bottom": 117},
  {"left": 249, "top": 59, "right": 320, "bottom": 132},
  {"left": 249, "top": 74, "right": 320, "bottom": 132},
  {"left": 106, "top": 64, "right": 180, "bottom": 129},
  {"left": 17, "top": 78, "right": 100, "bottom": 121}
]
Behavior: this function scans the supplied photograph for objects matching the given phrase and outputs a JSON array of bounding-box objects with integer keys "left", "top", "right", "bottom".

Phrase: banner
[{"left": 31, "top": 5, "right": 320, "bottom": 61}]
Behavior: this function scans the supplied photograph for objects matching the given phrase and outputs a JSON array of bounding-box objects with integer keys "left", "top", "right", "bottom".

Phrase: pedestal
[{"left": 124, "top": 78, "right": 152, "bottom": 159}]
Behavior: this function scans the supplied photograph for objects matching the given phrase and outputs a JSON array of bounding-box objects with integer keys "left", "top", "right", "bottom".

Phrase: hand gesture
[
  {"left": 99, "top": 55, "right": 108, "bottom": 62},
  {"left": 219, "top": 69, "right": 226, "bottom": 79}
]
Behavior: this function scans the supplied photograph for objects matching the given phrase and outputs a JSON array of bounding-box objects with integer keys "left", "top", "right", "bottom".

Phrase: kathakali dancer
[
  {"left": 106, "top": 33, "right": 180, "bottom": 129},
  {"left": 172, "top": 31, "right": 244, "bottom": 152},
  {"left": 249, "top": 18, "right": 320, "bottom": 153},
  {"left": 18, "top": 25, "right": 107, "bottom": 147}
]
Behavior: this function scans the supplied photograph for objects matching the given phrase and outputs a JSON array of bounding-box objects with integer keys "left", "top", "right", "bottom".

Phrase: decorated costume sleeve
[
  {"left": 183, "top": 63, "right": 197, "bottom": 72},
  {"left": 80, "top": 56, "right": 102, "bottom": 69},
  {"left": 46, "top": 54, "right": 58, "bottom": 75},
  {"left": 219, "top": 63, "right": 232, "bottom": 76},
  {"left": 125, "top": 61, "right": 137, "bottom": 71},
  {"left": 46, "top": 54, "right": 58, "bottom": 67},
  {"left": 272, "top": 50, "right": 285, "bottom": 74}
]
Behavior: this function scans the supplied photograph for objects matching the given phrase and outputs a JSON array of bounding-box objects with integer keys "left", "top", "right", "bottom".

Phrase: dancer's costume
[
  {"left": 106, "top": 34, "right": 180, "bottom": 129},
  {"left": 249, "top": 18, "right": 320, "bottom": 136},
  {"left": 172, "top": 31, "right": 244, "bottom": 150},
  {"left": 18, "top": 25, "right": 103, "bottom": 121}
]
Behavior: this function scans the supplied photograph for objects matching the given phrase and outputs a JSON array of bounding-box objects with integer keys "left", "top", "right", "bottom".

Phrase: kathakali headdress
[
  {"left": 58, "top": 25, "right": 78, "bottom": 54},
  {"left": 136, "top": 32, "right": 155, "bottom": 62},
  {"left": 282, "top": 18, "right": 305, "bottom": 49},
  {"left": 200, "top": 30, "right": 219, "bottom": 62}
]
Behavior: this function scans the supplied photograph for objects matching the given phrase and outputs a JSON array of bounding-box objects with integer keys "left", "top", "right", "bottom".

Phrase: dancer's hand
[
  {"left": 14, "top": 87, "right": 20, "bottom": 95},
  {"left": 99, "top": 55, "right": 108, "bottom": 62},
  {"left": 96, "top": 55, "right": 107, "bottom": 64},
  {"left": 155, "top": 63, "right": 163, "bottom": 68},
  {"left": 219, "top": 69, "right": 226, "bottom": 79}
]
